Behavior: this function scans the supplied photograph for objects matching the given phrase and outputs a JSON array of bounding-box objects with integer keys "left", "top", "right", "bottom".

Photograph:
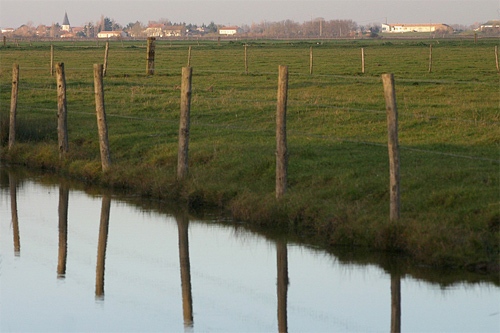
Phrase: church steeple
[{"left": 62, "top": 12, "right": 71, "bottom": 31}]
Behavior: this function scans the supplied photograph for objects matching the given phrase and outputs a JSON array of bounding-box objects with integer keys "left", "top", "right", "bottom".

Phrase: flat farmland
[{"left": 1, "top": 39, "right": 499, "bottom": 268}]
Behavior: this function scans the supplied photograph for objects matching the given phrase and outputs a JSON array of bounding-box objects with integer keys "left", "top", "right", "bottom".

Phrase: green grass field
[{"left": 1, "top": 38, "right": 499, "bottom": 269}]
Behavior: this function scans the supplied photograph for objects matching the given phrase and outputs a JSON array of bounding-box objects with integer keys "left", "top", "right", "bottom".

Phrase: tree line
[{"left": 2, "top": 16, "right": 493, "bottom": 38}]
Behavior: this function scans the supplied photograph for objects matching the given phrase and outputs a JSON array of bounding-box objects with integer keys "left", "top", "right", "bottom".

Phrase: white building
[
  {"left": 381, "top": 23, "right": 452, "bottom": 33},
  {"left": 479, "top": 21, "right": 500, "bottom": 31},
  {"left": 219, "top": 26, "right": 243, "bottom": 35},
  {"left": 98, "top": 31, "right": 127, "bottom": 38}
]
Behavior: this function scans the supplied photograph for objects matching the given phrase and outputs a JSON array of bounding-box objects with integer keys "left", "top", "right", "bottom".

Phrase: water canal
[{"left": 1, "top": 165, "right": 499, "bottom": 332}]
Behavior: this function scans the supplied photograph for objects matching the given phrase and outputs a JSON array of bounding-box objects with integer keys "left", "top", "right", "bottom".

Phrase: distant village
[{"left": 1, "top": 12, "right": 499, "bottom": 39}]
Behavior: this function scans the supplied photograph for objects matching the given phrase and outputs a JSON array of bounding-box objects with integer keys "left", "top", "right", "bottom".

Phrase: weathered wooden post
[
  {"left": 50, "top": 45, "right": 54, "bottom": 76},
  {"left": 276, "top": 65, "right": 288, "bottom": 199},
  {"left": 146, "top": 37, "right": 156, "bottom": 75},
  {"left": 495, "top": 46, "right": 499, "bottom": 72},
  {"left": 382, "top": 73, "right": 401, "bottom": 221},
  {"left": 217, "top": 36, "right": 221, "bottom": 46},
  {"left": 57, "top": 183, "right": 69, "bottom": 278},
  {"left": 3, "top": 36, "right": 6, "bottom": 47},
  {"left": 93, "top": 64, "right": 112, "bottom": 171},
  {"left": 9, "top": 64, "right": 19, "bottom": 150},
  {"left": 309, "top": 46, "right": 313, "bottom": 74},
  {"left": 361, "top": 47, "right": 365, "bottom": 74},
  {"left": 428, "top": 44, "right": 433, "bottom": 73},
  {"left": 95, "top": 194, "right": 111, "bottom": 299},
  {"left": 103, "top": 42, "right": 109, "bottom": 76},
  {"left": 187, "top": 46, "right": 192, "bottom": 67},
  {"left": 56, "top": 63, "right": 68, "bottom": 157},
  {"left": 244, "top": 44, "right": 248, "bottom": 75},
  {"left": 177, "top": 67, "right": 193, "bottom": 181},
  {"left": 474, "top": 32, "right": 477, "bottom": 44}
]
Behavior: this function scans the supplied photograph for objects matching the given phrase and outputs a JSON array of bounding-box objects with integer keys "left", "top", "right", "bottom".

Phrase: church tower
[{"left": 62, "top": 12, "right": 71, "bottom": 32}]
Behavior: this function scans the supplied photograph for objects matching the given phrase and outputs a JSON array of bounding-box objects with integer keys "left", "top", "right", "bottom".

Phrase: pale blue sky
[{"left": 1, "top": 0, "right": 498, "bottom": 28}]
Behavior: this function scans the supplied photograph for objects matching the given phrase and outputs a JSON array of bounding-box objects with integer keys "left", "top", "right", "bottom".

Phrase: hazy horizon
[{"left": 1, "top": 0, "right": 498, "bottom": 29}]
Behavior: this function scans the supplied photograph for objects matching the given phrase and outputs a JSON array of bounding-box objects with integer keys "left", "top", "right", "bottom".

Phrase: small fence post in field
[
  {"left": 50, "top": 45, "right": 54, "bottom": 76},
  {"left": 146, "top": 37, "right": 156, "bottom": 75},
  {"left": 474, "top": 32, "right": 477, "bottom": 44},
  {"left": 9, "top": 64, "right": 19, "bottom": 150},
  {"left": 361, "top": 48, "right": 365, "bottom": 74},
  {"left": 177, "top": 67, "right": 193, "bottom": 181},
  {"left": 56, "top": 63, "right": 69, "bottom": 157},
  {"left": 187, "top": 46, "right": 192, "bottom": 67},
  {"left": 382, "top": 73, "right": 401, "bottom": 221},
  {"left": 217, "top": 37, "right": 221, "bottom": 46},
  {"left": 103, "top": 42, "right": 109, "bottom": 76},
  {"left": 244, "top": 44, "right": 248, "bottom": 75},
  {"left": 495, "top": 46, "right": 499, "bottom": 72},
  {"left": 93, "top": 64, "right": 111, "bottom": 171},
  {"left": 276, "top": 65, "right": 289, "bottom": 199},
  {"left": 309, "top": 46, "right": 313, "bottom": 74},
  {"left": 3, "top": 36, "right": 6, "bottom": 47},
  {"left": 428, "top": 44, "right": 433, "bottom": 73}
]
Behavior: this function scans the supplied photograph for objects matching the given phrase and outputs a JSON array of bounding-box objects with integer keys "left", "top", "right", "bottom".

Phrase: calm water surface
[{"left": 0, "top": 166, "right": 499, "bottom": 332}]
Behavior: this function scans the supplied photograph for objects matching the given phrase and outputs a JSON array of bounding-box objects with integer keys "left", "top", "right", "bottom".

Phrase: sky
[{"left": 0, "top": 0, "right": 498, "bottom": 29}]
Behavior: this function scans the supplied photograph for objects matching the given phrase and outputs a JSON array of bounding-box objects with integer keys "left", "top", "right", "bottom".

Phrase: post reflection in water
[
  {"left": 57, "top": 184, "right": 69, "bottom": 278},
  {"left": 175, "top": 211, "right": 194, "bottom": 328},
  {"left": 391, "top": 274, "right": 402, "bottom": 333},
  {"left": 9, "top": 174, "right": 20, "bottom": 256},
  {"left": 276, "top": 240, "right": 289, "bottom": 333},
  {"left": 95, "top": 194, "right": 111, "bottom": 300}
]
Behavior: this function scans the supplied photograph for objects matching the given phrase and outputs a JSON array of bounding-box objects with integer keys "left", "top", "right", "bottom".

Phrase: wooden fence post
[
  {"left": 3, "top": 36, "right": 6, "bottom": 47},
  {"left": 103, "top": 42, "right": 109, "bottom": 76},
  {"left": 245, "top": 44, "right": 248, "bottom": 75},
  {"left": 177, "top": 67, "right": 193, "bottom": 181},
  {"left": 309, "top": 46, "right": 313, "bottom": 75},
  {"left": 187, "top": 46, "right": 192, "bottom": 67},
  {"left": 361, "top": 48, "right": 365, "bottom": 74},
  {"left": 50, "top": 45, "right": 54, "bottom": 76},
  {"left": 56, "top": 63, "right": 69, "bottom": 157},
  {"left": 428, "top": 44, "right": 433, "bottom": 73},
  {"left": 93, "top": 64, "right": 112, "bottom": 171},
  {"left": 146, "top": 37, "right": 156, "bottom": 75},
  {"left": 9, "top": 64, "right": 19, "bottom": 150},
  {"left": 382, "top": 73, "right": 401, "bottom": 221},
  {"left": 495, "top": 46, "right": 499, "bottom": 72},
  {"left": 276, "top": 65, "right": 288, "bottom": 199}
]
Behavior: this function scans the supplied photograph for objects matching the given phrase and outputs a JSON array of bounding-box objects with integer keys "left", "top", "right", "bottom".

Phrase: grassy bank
[{"left": 1, "top": 39, "right": 499, "bottom": 270}]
